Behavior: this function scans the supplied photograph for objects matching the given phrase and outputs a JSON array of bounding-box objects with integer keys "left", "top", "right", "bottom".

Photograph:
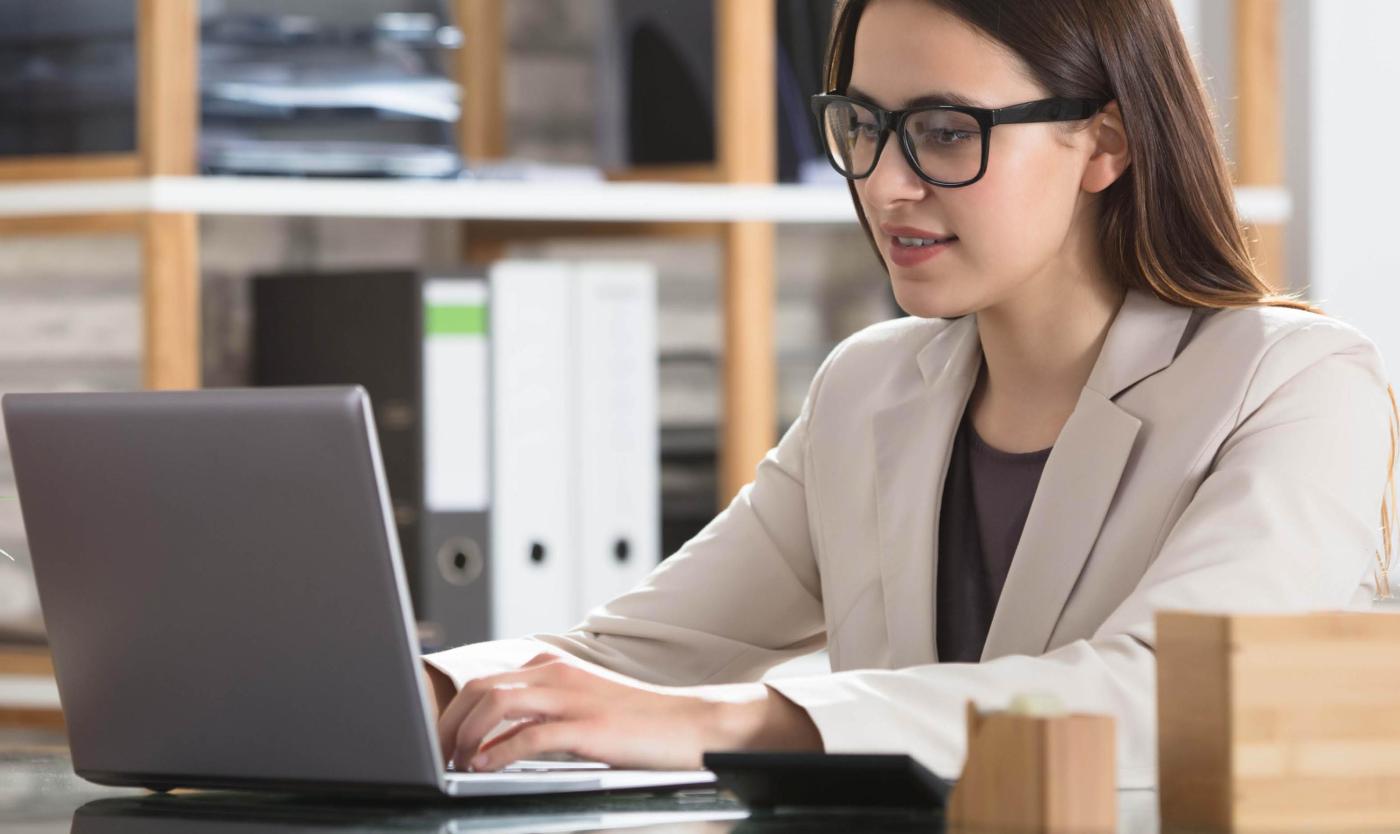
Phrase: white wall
[
  {"left": 1291, "top": 0, "right": 1400, "bottom": 374},
  {"left": 1171, "top": 0, "right": 1201, "bottom": 51},
  {"left": 1286, "top": 0, "right": 1400, "bottom": 608},
  {"left": 1172, "top": 0, "right": 1236, "bottom": 161}
]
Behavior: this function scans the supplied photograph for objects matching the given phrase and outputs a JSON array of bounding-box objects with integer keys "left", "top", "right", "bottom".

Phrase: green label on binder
[{"left": 426, "top": 305, "right": 487, "bottom": 336}]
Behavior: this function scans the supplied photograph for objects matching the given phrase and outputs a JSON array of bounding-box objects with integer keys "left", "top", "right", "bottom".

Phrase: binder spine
[
  {"left": 421, "top": 278, "right": 493, "bottom": 648},
  {"left": 573, "top": 262, "right": 660, "bottom": 623}
]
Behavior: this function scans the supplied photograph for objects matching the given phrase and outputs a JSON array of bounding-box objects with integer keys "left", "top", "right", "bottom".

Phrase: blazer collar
[
  {"left": 876, "top": 288, "right": 1195, "bottom": 668},
  {"left": 912, "top": 287, "right": 1192, "bottom": 397}
]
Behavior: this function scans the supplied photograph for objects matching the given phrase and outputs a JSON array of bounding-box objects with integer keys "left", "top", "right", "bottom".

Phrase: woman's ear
[{"left": 1082, "top": 100, "right": 1131, "bottom": 194}]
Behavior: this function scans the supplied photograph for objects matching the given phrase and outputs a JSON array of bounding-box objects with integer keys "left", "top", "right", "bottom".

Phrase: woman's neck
[{"left": 968, "top": 258, "right": 1126, "bottom": 453}]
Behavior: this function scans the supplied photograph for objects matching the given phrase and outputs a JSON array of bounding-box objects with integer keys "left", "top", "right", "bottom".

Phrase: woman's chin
[{"left": 890, "top": 283, "right": 980, "bottom": 320}]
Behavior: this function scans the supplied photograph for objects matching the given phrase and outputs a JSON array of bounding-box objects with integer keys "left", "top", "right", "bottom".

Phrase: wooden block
[
  {"left": 948, "top": 701, "right": 1116, "bottom": 832},
  {"left": 1157, "top": 610, "right": 1400, "bottom": 831}
]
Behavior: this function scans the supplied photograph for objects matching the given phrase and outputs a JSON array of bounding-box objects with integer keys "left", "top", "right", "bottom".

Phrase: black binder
[{"left": 251, "top": 270, "right": 490, "bottom": 650}]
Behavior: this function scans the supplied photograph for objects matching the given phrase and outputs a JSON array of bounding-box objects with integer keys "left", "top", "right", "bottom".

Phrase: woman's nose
[{"left": 860, "top": 134, "right": 930, "bottom": 210}]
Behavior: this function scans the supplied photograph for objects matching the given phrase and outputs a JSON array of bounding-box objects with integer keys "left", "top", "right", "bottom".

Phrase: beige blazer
[{"left": 425, "top": 287, "right": 1393, "bottom": 788}]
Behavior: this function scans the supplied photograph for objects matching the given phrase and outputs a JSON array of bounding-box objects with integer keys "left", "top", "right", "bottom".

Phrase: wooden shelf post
[
  {"left": 137, "top": 0, "right": 201, "bottom": 389},
  {"left": 716, "top": 0, "right": 778, "bottom": 505},
  {"left": 142, "top": 213, "right": 200, "bottom": 390},
  {"left": 1235, "top": 0, "right": 1285, "bottom": 292},
  {"left": 455, "top": 0, "right": 511, "bottom": 265},
  {"left": 455, "top": 0, "right": 508, "bottom": 166},
  {"left": 0, "top": 647, "right": 63, "bottom": 732}
]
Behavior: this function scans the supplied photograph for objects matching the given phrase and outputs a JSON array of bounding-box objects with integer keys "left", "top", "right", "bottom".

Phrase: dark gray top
[{"left": 935, "top": 410, "right": 1053, "bottom": 663}]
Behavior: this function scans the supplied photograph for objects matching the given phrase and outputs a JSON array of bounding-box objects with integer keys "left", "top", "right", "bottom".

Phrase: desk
[{"left": 0, "top": 734, "right": 1172, "bottom": 834}]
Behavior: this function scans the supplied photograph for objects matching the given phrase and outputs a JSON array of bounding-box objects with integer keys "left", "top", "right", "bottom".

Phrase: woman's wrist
[
  {"left": 699, "top": 683, "right": 824, "bottom": 753},
  {"left": 422, "top": 661, "right": 457, "bottom": 718}
]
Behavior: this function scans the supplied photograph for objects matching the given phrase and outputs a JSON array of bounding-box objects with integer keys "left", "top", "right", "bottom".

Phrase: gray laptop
[{"left": 2, "top": 386, "right": 715, "bottom": 798}]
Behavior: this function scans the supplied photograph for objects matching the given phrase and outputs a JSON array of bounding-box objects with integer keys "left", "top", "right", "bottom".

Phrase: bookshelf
[{"left": 0, "top": 0, "right": 1294, "bottom": 504}]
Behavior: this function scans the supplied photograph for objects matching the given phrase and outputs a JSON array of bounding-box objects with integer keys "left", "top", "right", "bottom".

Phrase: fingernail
[{"left": 471, "top": 754, "right": 489, "bottom": 770}]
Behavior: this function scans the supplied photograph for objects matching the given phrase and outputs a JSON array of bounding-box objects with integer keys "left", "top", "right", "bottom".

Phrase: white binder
[
  {"left": 488, "top": 261, "right": 577, "bottom": 638},
  {"left": 420, "top": 277, "right": 493, "bottom": 647},
  {"left": 572, "top": 262, "right": 659, "bottom": 622}
]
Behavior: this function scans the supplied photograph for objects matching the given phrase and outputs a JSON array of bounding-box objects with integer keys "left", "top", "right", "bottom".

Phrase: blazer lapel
[
  {"left": 873, "top": 315, "right": 981, "bottom": 668},
  {"left": 981, "top": 289, "right": 1195, "bottom": 660}
]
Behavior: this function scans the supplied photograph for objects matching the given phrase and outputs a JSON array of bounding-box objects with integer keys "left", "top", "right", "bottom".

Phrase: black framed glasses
[{"left": 810, "top": 93, "right": 1110, "bottom": 188}]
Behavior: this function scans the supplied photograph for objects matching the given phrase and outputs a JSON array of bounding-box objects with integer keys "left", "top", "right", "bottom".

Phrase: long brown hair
[{"left": 824, "top": 0, "right": 1397, "bottom": 597}]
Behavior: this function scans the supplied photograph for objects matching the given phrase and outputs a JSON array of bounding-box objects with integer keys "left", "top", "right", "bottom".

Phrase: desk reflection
[
  {"left": 5, "top": 741, "right": 1161, "bottom": 834},
  {"left": 70, "top": 792, "right": 953, "bottom": 834}
]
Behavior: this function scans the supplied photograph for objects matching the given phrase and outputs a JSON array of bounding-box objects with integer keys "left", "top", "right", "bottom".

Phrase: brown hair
[{"left": 824, "top": 0, "right": 1396, "bottom": 596}]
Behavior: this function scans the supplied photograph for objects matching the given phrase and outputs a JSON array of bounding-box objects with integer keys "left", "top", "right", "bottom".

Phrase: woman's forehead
[{"left": 849, "top": 0, "right": 1040, "bottom": 109}]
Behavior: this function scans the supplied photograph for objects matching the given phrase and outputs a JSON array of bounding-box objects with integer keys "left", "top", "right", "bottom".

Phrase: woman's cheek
[{"left": 958, "top": 175, "right": 1061, "bottom": 276}]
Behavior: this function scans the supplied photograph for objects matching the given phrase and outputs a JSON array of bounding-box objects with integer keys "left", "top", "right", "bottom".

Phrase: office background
[{"left": 0, "top": 0, "right": 1396, "bottom": 726}]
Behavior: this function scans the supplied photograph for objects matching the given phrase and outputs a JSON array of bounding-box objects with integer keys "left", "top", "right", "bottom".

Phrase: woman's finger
[
  {"left": 470, "top": 719, "right": 594, "bottom": 772},
  {"left": 452, "top": 683, "right": 570, "bottom": 770},
  {"left": 476, "top": 715, "right": 542, "bottom": 755},
  {"left": 523, "top": 651, "right": 561, "bottom": 667},
  {"left": 437, "top": 663, "right": 559, "bottom": 760}
]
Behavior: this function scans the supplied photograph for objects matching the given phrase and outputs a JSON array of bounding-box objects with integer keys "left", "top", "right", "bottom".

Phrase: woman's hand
[{"left": 435, "top": 652, "right": 822, "bottom": 772}]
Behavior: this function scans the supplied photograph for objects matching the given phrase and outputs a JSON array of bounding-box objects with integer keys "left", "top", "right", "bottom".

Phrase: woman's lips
[{"left": 888, "top": 235, "right": 957, "bottom": 267}]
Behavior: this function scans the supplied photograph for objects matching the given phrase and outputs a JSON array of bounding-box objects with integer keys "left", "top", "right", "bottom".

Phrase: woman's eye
[
  {"left": 914, "top": 129, "right": 974, "bottom": 146},
  {"left": 848, "top": 121, "right": 880, "bottom": 139}
]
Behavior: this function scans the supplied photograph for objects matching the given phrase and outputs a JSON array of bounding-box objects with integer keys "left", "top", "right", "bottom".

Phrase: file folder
[
  {"left": 421, "top": 277, "right": 493, "bottom": 648},
  {"left": 573, "top": 262, "right": 660, "bottom": 621},
  {"left": 488, "top": 261, "right": 577, "bottom": 638},
  {"left": 252, "top": 262, "right": 660, "bottom": 644}
]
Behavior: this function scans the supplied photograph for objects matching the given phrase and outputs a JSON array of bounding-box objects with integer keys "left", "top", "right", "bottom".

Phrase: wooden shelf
[
  {"left": 0, "top": 646, "right": 61, "bottom": 730},
  {"left": 0, "top": 176, "right": 1293, "bottom": 225},
  {"left": 0, "top": 153, "right": 142, "bottom": 182},
  {"left": 0, "top": 645, "right": 53, "bottom": 677}
]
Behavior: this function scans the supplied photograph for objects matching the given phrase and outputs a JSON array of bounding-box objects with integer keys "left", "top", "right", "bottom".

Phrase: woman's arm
[
  {"left": 433, "top": 655, "right": 822, "bottom": 772},
  {"left": 421, "top": 338, "right": 853, "bottom": 710}
]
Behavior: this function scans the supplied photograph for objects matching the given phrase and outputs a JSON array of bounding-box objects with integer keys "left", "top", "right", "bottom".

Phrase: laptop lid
[{"left": 3, "top": 386, "right": 445, "bottom": 794}]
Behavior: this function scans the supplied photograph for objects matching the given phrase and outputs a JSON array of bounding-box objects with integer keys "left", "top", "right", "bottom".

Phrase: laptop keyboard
[
  {"left": 501, "top": 760, "right": 611, "bottom": 772},
  {"left": 445, "top": 758, "right": 611, "bottom": 775}
]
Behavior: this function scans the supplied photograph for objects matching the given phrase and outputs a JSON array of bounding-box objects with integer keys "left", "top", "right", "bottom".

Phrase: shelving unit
[{"left": 0, "top": 0, "right": 1295, "bottom": 502}]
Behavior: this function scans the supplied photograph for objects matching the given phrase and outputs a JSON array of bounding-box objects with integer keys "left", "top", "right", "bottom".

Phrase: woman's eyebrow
[{"left": 845, "top": 84, "right": 988, "bottom": 108}]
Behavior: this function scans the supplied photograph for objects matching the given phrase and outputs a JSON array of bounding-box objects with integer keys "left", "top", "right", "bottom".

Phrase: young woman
[{"left": 421, "top": 0, "right": 1397, "bottom": 787}]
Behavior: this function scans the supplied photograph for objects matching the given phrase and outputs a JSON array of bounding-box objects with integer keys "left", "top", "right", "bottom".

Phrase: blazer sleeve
[
  {"left": 421, "top": 339, "right": 844, "bottom": 693},
  {"left": 765, "top": 325, "right": 1394, "bottom": 789}
]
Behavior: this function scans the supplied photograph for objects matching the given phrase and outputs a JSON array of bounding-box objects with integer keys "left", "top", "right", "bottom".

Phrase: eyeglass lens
[{"left": 820, "top": 99, "right": 984, "bottom": 184}]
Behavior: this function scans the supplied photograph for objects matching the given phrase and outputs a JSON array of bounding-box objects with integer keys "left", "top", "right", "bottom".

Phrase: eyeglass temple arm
[{"left": 991, "top": 98, "right": 1108, "bottom": 126}]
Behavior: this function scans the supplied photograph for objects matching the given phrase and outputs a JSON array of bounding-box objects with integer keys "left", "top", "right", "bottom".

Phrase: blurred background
[{"left": 0, "top": 0, "right": 1395, "bottom": 734}]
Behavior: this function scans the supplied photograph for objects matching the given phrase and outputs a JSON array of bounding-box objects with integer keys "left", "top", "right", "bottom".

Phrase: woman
[{"left": 421, "top": 0, "right": 1397, "bottom": 787}]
